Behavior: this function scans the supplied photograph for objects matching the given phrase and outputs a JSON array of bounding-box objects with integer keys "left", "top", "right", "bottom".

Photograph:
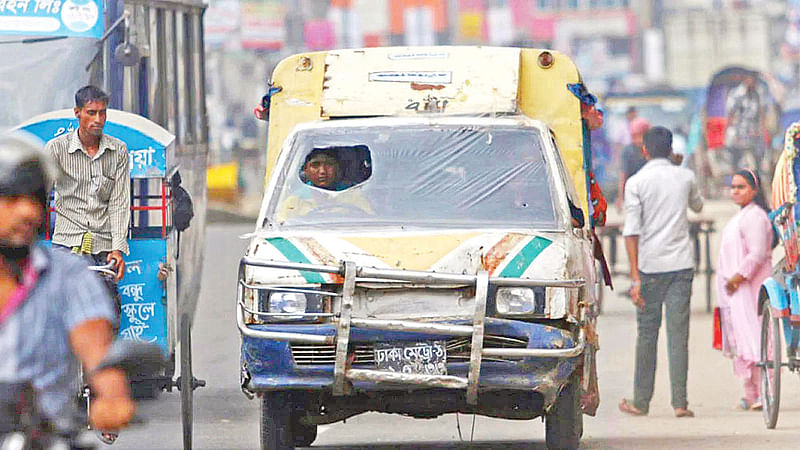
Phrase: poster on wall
[
  {"left": 240, "top": 0, "right": 284, "bottom": 50},
  {"left": 205, "top": 0, "right": 240, "bottom": 49},
  {"left": 0, "top": 0, "right": 104, "bottom": 38}
]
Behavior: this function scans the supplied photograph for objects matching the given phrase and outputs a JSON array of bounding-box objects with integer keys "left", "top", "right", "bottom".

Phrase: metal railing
[{"left": 236, "top": 256, "right": 586, "bottom": 405}]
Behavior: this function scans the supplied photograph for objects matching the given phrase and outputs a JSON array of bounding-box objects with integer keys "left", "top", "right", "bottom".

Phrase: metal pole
[
  {"left": 705, "top": 223, "right": 714, "bottom": 313},
  {"left": 466, "top": 271, "right": 488, "bottom": 405},
  {"left": 333, "top": 261, "right": 356, "bottom": 396}
]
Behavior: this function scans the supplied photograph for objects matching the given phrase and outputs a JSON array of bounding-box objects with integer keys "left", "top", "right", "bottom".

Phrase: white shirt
[{"left": 623, "top": 158, "right": 704, "bottom": 273}]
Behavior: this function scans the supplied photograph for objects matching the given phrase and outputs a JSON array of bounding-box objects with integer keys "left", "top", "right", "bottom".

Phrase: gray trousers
[{"left": 633, "top": 269, "right": 693, "bottom": 413}]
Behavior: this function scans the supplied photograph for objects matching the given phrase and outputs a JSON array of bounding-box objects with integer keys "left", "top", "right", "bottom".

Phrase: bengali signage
[
  {"left": 0, "top": 0, "right": 104, "bottom": 38},
  {"left": 204, "top": 0, "right": 239, "bottom": 49},
  {"left": 14, "top": 109, "right": 174, "bottom": 178},
  {"left": 375, "top": 341, "right": 447, "bottom": 375},
  {"left": 240, "top": 0, "right": 284, "bottom": 50},
  {"left": 118, "top": 239, "right": 169, "bottom": 354}
]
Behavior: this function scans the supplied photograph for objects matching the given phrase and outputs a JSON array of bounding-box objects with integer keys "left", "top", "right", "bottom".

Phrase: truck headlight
[
  {"left": 496, "top": 287, "right": 536, "bottom": 315},
  {"left": 495, "top": 287, "right": 548, "bottom": 317},
  {"left": 268, "top": 292, "right": 308, "bottom": 314}
]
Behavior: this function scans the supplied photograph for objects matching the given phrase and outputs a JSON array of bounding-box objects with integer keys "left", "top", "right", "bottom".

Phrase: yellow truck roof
[{"left": 264, "top": 46, "right": 586, "bottom": 210}]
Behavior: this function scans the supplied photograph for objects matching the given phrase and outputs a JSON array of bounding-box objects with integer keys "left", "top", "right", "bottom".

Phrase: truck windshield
[{"left": 265, "top": 125, "right": 561, "bottom": 229}]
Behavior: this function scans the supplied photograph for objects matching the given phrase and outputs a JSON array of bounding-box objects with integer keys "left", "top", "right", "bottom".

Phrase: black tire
[
  {"left": 260, "top": 392, "right": 294, "bottom": 450},
  {"left": 291, "top": 411, "right": 317, "bottom": 447},
  {"left": 180, "top": 314, "right": 194, "bottom": 449},
  {"left": 761, "top": 300, "right": 781, "bottom": 429},
  {"left": 545, "top": 375, "right": 583, "bottom": 450}
]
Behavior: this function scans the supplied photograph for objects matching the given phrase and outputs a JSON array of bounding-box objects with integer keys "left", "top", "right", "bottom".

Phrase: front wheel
[
  {"left": 761, "top": 300, "right": 781, "bottom": 429},
  {"left": 260, "top": 392, "right": 294, "bottom": 450},
  {"left": 180, "top": 314, "right": 194, "bottom": 449},
  {"left": 545, "top": 375, "right": 583, "bottom": 450}
]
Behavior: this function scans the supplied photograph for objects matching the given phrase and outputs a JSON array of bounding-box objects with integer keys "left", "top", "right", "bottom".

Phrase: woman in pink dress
[{"left": 717, "top": 168, "right": 775, "bottom": 410}]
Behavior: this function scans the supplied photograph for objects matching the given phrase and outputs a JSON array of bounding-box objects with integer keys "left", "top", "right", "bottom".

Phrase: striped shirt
[
  {"left": 47, "top": 130, "right": 130, "bottom": 254},
  {"left": 0, "top": 245, "right": 115, "bottom": 421}
]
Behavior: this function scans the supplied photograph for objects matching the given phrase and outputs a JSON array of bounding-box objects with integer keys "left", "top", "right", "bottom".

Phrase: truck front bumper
[{"left": 241, "top": 318, "right": 581, "bottom": 406}]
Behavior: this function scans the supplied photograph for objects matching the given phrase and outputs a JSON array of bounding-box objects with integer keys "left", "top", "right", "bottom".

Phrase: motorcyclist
[{"left": 0, "top": 133, "right": 134, "bottom": 442}]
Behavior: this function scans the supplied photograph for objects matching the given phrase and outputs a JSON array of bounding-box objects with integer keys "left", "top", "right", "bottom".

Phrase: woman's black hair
[{"left": 735, "top": 169, "right": 778, "bottom": 248}]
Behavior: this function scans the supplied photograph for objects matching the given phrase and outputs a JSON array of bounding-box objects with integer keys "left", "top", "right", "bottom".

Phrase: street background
[
  {"left": 5, "top": 1, "right": 800, "bottom": 448},
  {"left": 112, "top": 200, "right": 800, "bottom": 449}
]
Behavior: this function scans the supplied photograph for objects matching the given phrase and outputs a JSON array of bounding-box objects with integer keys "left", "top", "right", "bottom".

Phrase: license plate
[{"left": 374, "top": 341, "right": 447, "bottom": 375}]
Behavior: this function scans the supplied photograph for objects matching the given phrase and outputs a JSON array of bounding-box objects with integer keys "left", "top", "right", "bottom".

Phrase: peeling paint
[{"left": 410, "top": 82, "right": 445, "bottom": 91}]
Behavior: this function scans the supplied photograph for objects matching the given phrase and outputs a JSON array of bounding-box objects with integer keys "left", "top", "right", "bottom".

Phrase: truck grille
[{"left": 290, "top": 335, "right": 528, "bottom": 366}]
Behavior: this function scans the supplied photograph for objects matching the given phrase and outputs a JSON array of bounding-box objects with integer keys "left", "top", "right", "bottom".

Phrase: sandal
[
  {"left": 737, "top": 398, "right": 750, "bottom": 410},
  {"left": 96, "top": 430, "right": 119, "bottom": 445},
  {"left": 738, "top": 398, "right": 763, "bottom": 411},
  {"left": 618, "top": 398, "right": 647, "bottom": 416},
  {"left": 674, "top": 407, "right": 695, "bottom": 418}
]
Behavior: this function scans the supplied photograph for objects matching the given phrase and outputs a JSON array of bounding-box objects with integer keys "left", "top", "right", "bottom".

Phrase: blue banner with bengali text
[
  {"left": 119, "top": 239, "right": 169, "bottom": 355},
  {"left": 0, "top": 0, "right": 104, "bottom": 38}
]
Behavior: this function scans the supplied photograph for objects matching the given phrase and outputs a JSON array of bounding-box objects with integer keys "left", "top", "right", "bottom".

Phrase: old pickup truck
[{"left": 237, "top": 46, "right": 599, "bottom": 450}]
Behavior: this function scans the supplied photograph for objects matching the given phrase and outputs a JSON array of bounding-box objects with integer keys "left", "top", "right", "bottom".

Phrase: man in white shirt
[{"left": 618, "top": 126, "right": 704, "bottom": 419}]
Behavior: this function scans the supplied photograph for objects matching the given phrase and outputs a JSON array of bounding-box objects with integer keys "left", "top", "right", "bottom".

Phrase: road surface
[{"left": 115, "top": 211, "right": 800, "bottom": 449}]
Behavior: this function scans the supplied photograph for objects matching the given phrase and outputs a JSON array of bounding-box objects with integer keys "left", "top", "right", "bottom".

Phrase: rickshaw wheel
[
  {"left": 180, "top": 314, "right": 194, "bottom": 449},
  {"left": 760, "top": 301, "right": 781, "bottom": 429},
  {"left": 545, "top": 373, "right": 583, "bottom": 450},
  {"left": 260, "top": 391, "right": 294, "bottom": 450}
]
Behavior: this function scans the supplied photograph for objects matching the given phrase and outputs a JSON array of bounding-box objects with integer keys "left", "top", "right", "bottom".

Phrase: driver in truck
[
  {"left": 277, "top": 148, "right": 373, "bottom": 222},
  {"left": 302, "top": 149, "right": 349, "bottom": 191}
]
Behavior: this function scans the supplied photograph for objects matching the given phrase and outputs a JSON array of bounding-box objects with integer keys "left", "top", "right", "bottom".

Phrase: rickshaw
[
  {"left": 701, "top": 66, "right": 782, "bottom": 189},
  {"left": 12, "top": 109, "right": 205, "bottom": 445},
  {"left": 238, "top": 46, "right": 601, "bottom": 450},
  {"left": 758, "top": 120, "right": 800, "bottom": 429}
]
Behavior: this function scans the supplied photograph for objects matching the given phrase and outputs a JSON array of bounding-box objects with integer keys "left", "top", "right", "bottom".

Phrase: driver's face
[
  {"left": 304, "top": 154, "right": 339, "bottom": 189},
  {"left": 0, "top": 195, "right": 43, "bottom": 248},
  {"left": 74, "top": 100, "right": 107, "bottom": 138}
]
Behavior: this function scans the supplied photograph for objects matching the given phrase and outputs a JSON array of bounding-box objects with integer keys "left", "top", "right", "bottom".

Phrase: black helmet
[{"left": 0, "top": 133, "right": 54, "bottom": 207}]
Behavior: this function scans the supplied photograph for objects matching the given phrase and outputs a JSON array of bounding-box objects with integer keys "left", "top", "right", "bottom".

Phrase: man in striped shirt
[{"left": 46, "top": 86, "right": 130, "bottom": 294}]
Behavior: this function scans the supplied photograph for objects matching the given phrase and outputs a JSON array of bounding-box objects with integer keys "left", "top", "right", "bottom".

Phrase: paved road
[{"left": 115, "top": 216, "right": 800, "bottom": 449}]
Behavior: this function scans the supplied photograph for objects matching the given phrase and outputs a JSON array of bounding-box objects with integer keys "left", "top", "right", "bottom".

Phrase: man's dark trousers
[{"left": 633, "top": 268, "right": 694, "bottom": 413}]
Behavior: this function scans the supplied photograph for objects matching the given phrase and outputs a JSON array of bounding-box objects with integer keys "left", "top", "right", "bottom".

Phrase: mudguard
[{"left": 760, "top": 277, "right": 789, "bottom": 316}]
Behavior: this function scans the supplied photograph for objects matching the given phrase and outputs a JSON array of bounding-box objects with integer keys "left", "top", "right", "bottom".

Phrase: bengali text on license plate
[{"left": 374, "top": 341, "right": 447, "bottom": 375}]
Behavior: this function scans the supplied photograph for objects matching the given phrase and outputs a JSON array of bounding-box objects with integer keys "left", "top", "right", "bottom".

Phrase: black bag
[{"left": 171, "top": 172, "right": 194, "bottom": 232}]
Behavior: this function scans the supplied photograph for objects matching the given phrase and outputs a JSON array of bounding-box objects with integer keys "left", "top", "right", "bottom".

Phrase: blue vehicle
[{"left": 759, "top": 119, "right": 800, "bottom": 429}]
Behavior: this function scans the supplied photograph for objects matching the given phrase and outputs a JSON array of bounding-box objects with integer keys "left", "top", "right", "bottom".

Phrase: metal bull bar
[{"left": 237, "top": 256, "right": 586, "bottom": 405}]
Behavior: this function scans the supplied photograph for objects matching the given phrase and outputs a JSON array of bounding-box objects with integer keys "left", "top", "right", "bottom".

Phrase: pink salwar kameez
[{"left": 717, "top": 203, "right": 773, "bottom": 403}]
